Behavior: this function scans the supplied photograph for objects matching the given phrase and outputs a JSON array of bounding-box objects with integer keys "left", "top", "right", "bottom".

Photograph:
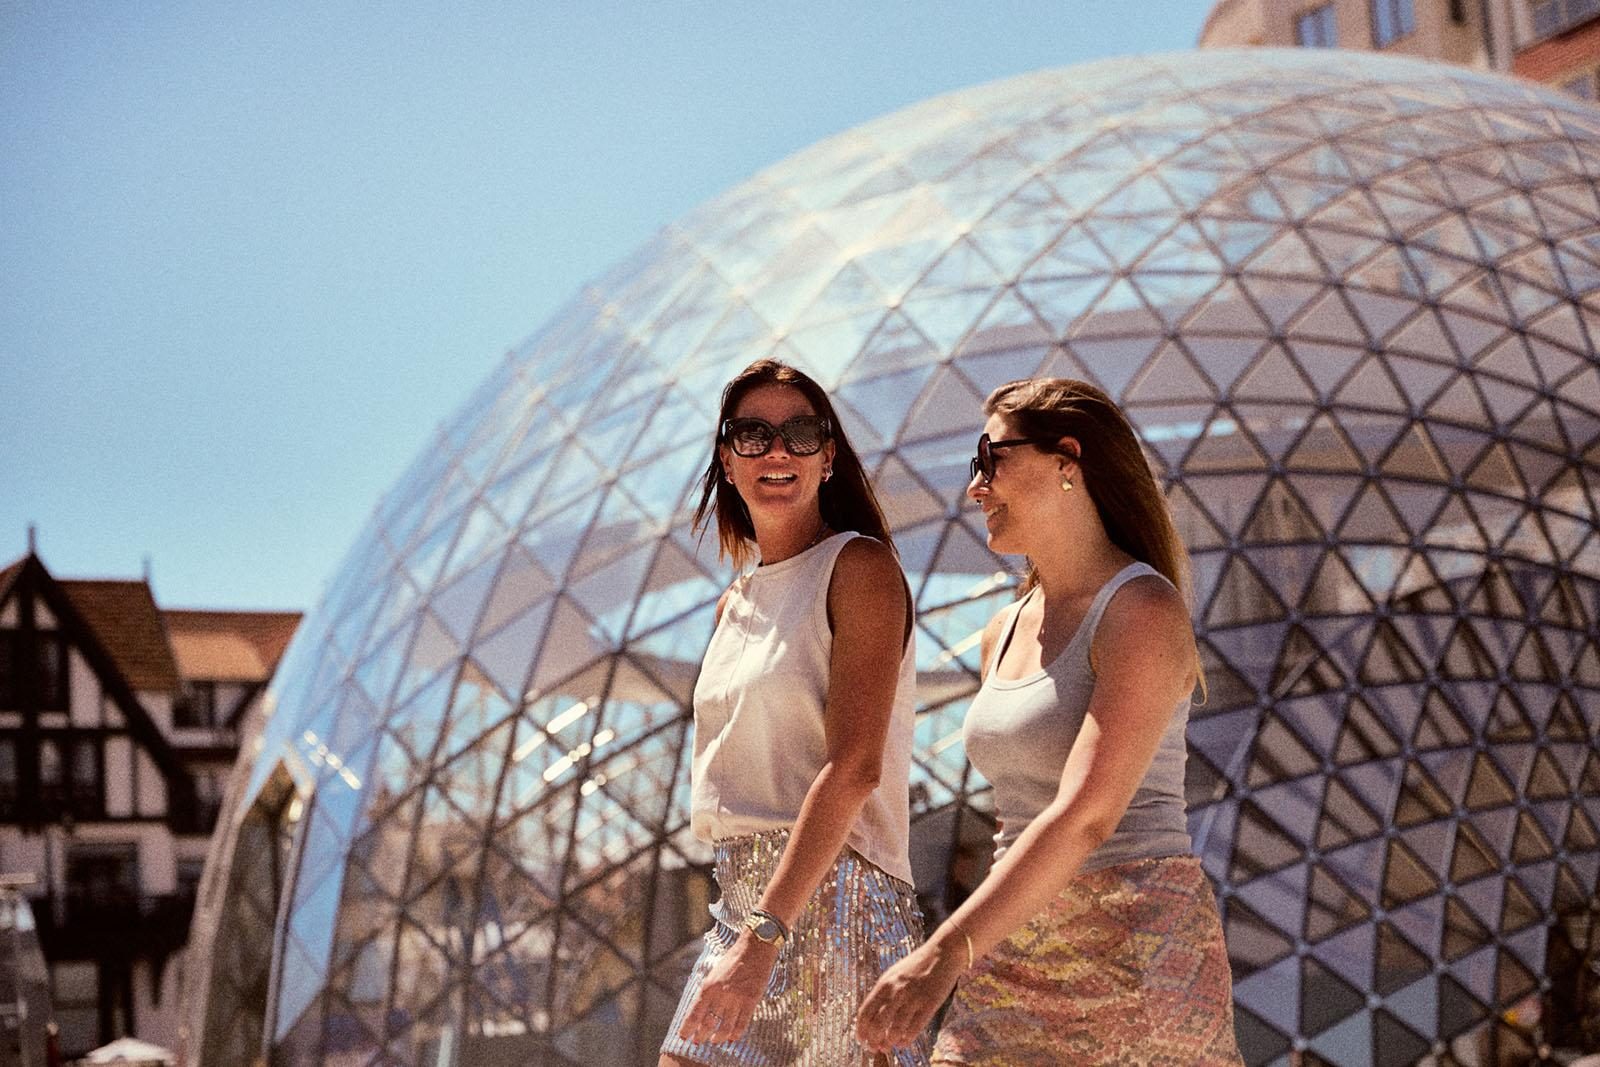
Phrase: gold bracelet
[{"left": 949, "top": 919, "right": 974, "bottom": 970}]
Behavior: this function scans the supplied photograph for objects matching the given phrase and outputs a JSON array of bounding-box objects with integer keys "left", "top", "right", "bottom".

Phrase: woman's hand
[
  {"left": 854, "top": 936, "right": 966, "bottom": 1053},
  {"left": 676, "top": 931, "right": 780, "bottom": 1046}
]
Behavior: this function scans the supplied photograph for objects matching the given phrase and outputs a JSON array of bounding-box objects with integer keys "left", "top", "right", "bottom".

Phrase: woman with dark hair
[
  {"left": 659, "top": 359, "right": 930, "bottom": 1066},
  {"left": 857, "top": 378, "right": 1242, "bottom": 1065}
]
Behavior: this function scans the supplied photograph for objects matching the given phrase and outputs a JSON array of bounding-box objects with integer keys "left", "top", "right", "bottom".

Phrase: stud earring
[
  {"left": 1061, "top": 477, "right": 1073, "bottom": 492},
  {"left": 823, "top": 466, "right": 833, "bottom": 481}
]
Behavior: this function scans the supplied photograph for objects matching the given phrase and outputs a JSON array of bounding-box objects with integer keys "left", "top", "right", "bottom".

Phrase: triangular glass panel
[
  {"left": 1359, "top": 619, "right": 1428, "bottom": 685},
  {"left": 1299, "top": 953, "right": 1363, "bottom": 1036},
  {"left": 430, "top": 549, "right": 504, "bottom": 645},
  {"left": 954, "top": 284, "right": 1055, "bottom": 356},
  {"left": 1246, "top": 226, "right": 1328, "bottom": 278},
  {"left": 1123, "top": 341, "right": 1217, "bottom": 404},
  {"left": 836, "top": 361, "right": 938, "bottom": 449},
  {"left": 874, "top": 452, "right": 947, "bottom": 530},
  {"left": 1195, "top": 218, "right": 1282, "bottom": 269},
  {"left": 1384, "top": 837, "right": 1444, "bottom": 911},
  {"left": 1166, "top": 481, "right": 1231, "bottom": 550},
  {"left": 1337, "top": 482, "right": 1408, "bottom": 542},
  {"left": 1133, "top": 221, "right": 1226, "bottom": 274},
  {"left": 1069, "top": 277, "right": 1165, "bottom": 338},
  {"left": 528, "top": 598, "right": 609, "bottom": 695},
  {"left": 1438, "top": 307, "right": 1507, "bottom": 364},
  {"left": 566, "top": 541, "right": 654, "bottom": 645},
  {"left": 1335, "top": 357, "right": 1409, "bottom": 413},
  {"left": 1180, "top": 336, "right": 1270, "bottom": 398},
  {"left": 786, "top": 303, "right": 896, "bottom": 391},
  {"left": 968, "top": 179, "right": 1077, "bottom": 279},
  {"left": 1465, "top": 441, "right": 1525, "bottom": 495},
  {"left": 1183, "top": 412, "right": 1271, "bottom": 474},
  {"left": 1378, "top": 422, "right": 1450, "bottom": 483},
  {"left": 1244, "top": 720, "right": 1320, "bottom": 790},
  {"left": 1016, "top": 274, "right": 1109, "bottom": 333},
  {"left": 1181, "top": 278, "right": 1271, "bottom": 337},
  {"left": 1230, "top": 800, "right": 1305, "bottom": 882},
  {"left": 1464, "top": 751, "right": 1518, "bottom": 812},
  {"left": 1315, "top": 775, "right": 1383, "bottom": 851},
  {"left": 1243, "top": 478, "right": 1323, "bottom": 544},
  {"left": 1230, "top": 343, "right": 1316, "bottom": 402},
  {"left": 1284, "top": 415, "right": 1363, "bottom": 473},
  {"left": 902, "top": 365, "right": 987, "bottom": 444},
  {"left": 1068, "top": 335, "right": 1168, "bottom": 401}
]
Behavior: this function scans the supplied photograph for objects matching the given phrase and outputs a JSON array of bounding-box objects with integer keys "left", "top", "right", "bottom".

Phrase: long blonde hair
[{"left": 986, "top": 378, "right": 1205, "bottom": 695}]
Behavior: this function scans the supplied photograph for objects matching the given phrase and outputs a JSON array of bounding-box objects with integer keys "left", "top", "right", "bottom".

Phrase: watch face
[{"left": 747, "top": 915, "right": 782, "bottom": 942}]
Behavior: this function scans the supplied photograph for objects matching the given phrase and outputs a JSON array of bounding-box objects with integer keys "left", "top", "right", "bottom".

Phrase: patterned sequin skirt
[
  {"left": 931, "top": 854, "right": 1242, "bottom": 1067},
  {"left": 661, "top": 828, "right": 932, "bottom": 1066}
]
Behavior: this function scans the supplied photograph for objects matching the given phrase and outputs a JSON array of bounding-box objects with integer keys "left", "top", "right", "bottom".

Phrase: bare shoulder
[
  {"left": 830, "top": 535, "right": 904, "bottom": 599},
  {"left": 1094, "top": 573, "right": 1194, "bottom": 671}
]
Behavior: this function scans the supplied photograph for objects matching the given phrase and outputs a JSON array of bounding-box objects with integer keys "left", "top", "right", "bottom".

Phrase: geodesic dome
[{"left": 187, "top": 49, "right": 1600, "bottom": 1067}]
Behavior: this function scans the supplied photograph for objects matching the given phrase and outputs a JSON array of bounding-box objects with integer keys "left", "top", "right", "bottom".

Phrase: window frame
[
  {"left": 1371, "top": 0, "right": 1417, "bottom": 47},
  {"left": 1296, "top": 2, "right": 1340, "bottom": 46}
]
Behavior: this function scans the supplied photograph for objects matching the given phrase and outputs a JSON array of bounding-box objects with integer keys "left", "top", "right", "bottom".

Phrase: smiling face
[
  {"left": 719, "top": 383, "right": 836, "bottom": 531},
  {"left": 967, "top": 412, "right": 1072, "bottom": 555}
]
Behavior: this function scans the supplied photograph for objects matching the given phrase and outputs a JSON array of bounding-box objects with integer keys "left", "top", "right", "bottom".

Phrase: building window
[
  {"left": 1531, "top": 0, "right": 1600, "bottom": 38},
  {"left": 69, "top": 739, "right": 102, "bottom": 816},
  {"left": 0, "top": 630, "right": 69, "bottom": 710},
  {"left": 37, "top": 737, "right": 103, "bottom": 818},
  {"left": 38, "top": 737, "right": 64, "bottom": 812},
  {"left": 51, "top": 960, "right": 99, "bottom": 1059},
  {"left": 37, "top": 634, "right": 67, "bottom": 710},
  {"left": 177, "top": 857, "right": 206, "bottom": 901},
  {"left": 66, "top": 844, "right": 139, "bottom": 910},
  {"left": 0, "top": 739, "right": 15, "bottom": 819},
  {"left": 193, "top": 768, "right": 227, "bottom": 833},
  {"left": 1372, "top": 0, "right": 1416, "bottom": 45},
  {"left": 1297, "top": 4, "right": 1339, "bottom": 46},
  {"left": 175, "top": 680, "right": 217, "bottom": 729}
]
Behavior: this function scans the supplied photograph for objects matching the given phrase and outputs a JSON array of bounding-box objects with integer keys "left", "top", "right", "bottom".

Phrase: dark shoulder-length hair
[
  {"left": 986, "top": 377, "right": 1205, "bottom": 694},
  {"left": 694, "top": 359, "right": 895, "bottom": 570}
]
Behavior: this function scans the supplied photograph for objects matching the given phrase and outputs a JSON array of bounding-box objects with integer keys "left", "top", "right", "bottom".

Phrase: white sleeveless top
[{"left": 690, "top": 531, "right": 918, "bottom": 885}]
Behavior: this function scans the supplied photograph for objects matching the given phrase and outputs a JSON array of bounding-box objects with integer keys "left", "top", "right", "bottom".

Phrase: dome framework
[{"left": 186, "top": 50, "right": 1600, "bottom": 1067}]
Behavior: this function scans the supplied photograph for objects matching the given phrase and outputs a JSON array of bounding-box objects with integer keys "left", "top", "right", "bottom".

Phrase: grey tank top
[{"left": 962, "top": 561, "right": 1193, "bottom": 869}]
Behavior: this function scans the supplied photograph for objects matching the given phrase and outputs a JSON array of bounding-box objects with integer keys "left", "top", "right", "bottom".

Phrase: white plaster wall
[
  {"left": 105, "top": 737, "right": 134, "bottom": 817},
  {"left": 136, "top": 751, "right": 165, "bottom": 818},
  {"left": 140, "top": 690, "right": 174, "bottom": 735},
  {"left": 69, "top": 650, "right": 100, "bottom": 728}
]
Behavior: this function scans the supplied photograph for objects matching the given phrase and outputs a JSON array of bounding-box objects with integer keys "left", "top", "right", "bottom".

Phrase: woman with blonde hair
[
  {"left": 660, "top": 359, "right": 930, "bottom": 1066},
  {"left": 857, "top": 378, "right": 1241, "bottom": 1065}
]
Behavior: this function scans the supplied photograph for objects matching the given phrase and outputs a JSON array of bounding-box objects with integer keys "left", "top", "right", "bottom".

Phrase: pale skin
[
  {"left": 661, "top": 383, "right": 909, "bottom": 1066},
  {"left": 854, "top": 411, "right": 1200, "bottom": 1054}
]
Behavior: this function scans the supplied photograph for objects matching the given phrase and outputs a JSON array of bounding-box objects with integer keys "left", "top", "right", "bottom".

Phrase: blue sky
[{"left": 1, "top": 2, "right": 1210, "bottom": 611}]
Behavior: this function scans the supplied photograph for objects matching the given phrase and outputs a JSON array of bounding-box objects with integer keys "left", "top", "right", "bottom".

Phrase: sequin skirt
[
  {"left": 931, "top": 854, "right": 1242, "bottom": 1067},
  {"left": 661, "top": 828, "right": 932, "bottom": 1066}
]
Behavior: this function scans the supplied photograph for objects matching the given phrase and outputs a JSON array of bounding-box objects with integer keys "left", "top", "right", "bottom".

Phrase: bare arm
[
  {"left": 677, "top": 537, "right": 909, "bottom": 1046},
  {"left": 753, "top": 536, "right": 908, "bottom": 925},
  {"left": 936, "top": 575, "right": 1193, "bottom": 951},
  {"left": 858, "top": 574, "right": 1197, "bottom": 1050}
]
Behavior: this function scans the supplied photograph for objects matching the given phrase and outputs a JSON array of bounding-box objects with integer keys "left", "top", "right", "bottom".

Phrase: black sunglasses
[
  {"left": 720, "top": 415, "right": 832, "bottom": 458},
  {"left": 968, "top": 433, "right": 1057, "bottom": 483}
]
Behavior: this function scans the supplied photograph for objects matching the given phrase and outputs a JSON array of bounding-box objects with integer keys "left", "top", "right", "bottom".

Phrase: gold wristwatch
[{"left": 742, "top": 908, "right": 788, "bottom": 946}]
